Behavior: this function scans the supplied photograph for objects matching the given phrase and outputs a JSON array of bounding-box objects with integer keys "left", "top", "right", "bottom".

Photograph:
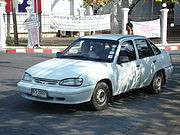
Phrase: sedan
[{"left": 17, "top": 34, "right": 173, "bottom": 110}]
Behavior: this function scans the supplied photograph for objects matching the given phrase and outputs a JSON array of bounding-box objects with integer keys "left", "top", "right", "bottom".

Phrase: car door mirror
[
  {"left": 117, "top": 56, "right": 130, "bottom": 64},
  {"left": 56, "top": 52, "right": 62, "bottom": 58}
]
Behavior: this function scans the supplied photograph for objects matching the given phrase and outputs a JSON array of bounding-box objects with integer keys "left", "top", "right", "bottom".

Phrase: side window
[
  {"left": 134, "top": 39, "right": 155, "bottom": 59},
  {"left": 148, "top": 40, "right": 161, "bottom": 55},
  {"left": 117, "top": 40, "right": 136, "bottom": 63}
]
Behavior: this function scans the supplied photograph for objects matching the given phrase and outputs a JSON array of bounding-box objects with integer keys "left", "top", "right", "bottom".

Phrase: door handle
[{"left": 137, "top": 65, "right": 140, "bottom": 68}]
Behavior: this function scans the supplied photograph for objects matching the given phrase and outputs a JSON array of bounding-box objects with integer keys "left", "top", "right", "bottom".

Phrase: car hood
[{"left": 26, "top": 58, "right": 111, "bottom": 80}]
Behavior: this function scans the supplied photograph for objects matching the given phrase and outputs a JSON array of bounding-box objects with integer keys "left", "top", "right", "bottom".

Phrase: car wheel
[
  {"left": 149, "top": 72, "right": 164, "bottom": 94},
  {"left": 90, "top": 82, "right": 109, "bottom": 111}
]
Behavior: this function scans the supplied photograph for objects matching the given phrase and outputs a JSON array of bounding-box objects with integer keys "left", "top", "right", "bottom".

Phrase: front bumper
[{"left": 17, "top": 80, "right": 95, "bottom": 104}]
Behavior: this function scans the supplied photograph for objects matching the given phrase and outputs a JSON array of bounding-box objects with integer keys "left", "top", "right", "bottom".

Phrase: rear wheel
[
  {"left": 90, "top": 82, "right": 110, "bottom": 111},
  {"left": 149, "top": 72, "right": 164, "bottom": 94}
]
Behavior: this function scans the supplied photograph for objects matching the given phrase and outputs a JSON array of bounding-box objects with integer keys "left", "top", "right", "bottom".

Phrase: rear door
[{"left": 133, "top": 38, "right": 157, "bottom": 88}]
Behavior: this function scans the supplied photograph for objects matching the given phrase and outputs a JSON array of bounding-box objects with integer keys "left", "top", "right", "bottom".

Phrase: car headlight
[
  {"left": 22, "top": 72, "right": 32, "bottom": 82},
  {"left": 59, "top": 78, "right": 83, "bottom": 86}
]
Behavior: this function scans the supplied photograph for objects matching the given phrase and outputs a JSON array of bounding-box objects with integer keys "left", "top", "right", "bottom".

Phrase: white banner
[
  {"left": 131, "top": 19, "right": 160, "bottom": 38},
  {"left": 50, "top": 14, "right": 111, "bottom": 31}
]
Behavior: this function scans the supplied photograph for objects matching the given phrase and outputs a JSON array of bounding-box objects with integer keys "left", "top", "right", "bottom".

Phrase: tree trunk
[
  {"left": 128, "top": 0, "right": 141, "bottom": 15},
  {"left": 38, "top": 12, "right": 42, "bottom": 42},
  {"left": 11, "top": 0, "right": 19, "bottom": 46},
  {"left": 6, "top": 12, "right": 11, "bottom": 38}
]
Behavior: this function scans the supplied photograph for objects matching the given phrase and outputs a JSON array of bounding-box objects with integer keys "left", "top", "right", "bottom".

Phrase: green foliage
[
  {"left": 84, "top": 0, "right": 112, "bottom": 8},
  {"left": 6, "top": 37, "right": 74, "bottom": 47},
  {"left": 155, "top": 0, "right": 180, "bottom": 4},
  {"left": 166, "top": 0, "right": 180, "bottom": 4},
  {"left": 83, "top": 0, "right": 112, "bottom": 14},
  {"left": 84, "top": 0, "right": 180, "bottom": 8}
]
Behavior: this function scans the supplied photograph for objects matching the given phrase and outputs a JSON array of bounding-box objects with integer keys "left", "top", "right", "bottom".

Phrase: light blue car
[{"left": 17, "top": 34, "right": 173, "bottom": 110}]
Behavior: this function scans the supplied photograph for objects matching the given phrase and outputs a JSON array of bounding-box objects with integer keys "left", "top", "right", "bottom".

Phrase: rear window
[
  {"left": 148, "top": 40, "right": 161, "bottom": 55},
  {"left": 134, "top": 39, "right": 155, "bottom": 59}
]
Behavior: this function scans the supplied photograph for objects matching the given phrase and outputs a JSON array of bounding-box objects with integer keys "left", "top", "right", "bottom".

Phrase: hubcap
[
  {"left": 96, "top": 89, "right": 106, "bottom": 105},
  {"left": 155, "top": 76, "right": 162, "bottom": 90}
]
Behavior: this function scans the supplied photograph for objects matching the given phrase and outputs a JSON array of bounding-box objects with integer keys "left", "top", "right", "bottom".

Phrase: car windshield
[{"left": 59, "top": 39, "right": 119, "bottom": 62}]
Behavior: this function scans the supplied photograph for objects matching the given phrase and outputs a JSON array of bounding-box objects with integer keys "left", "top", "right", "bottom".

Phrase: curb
[
  {"left": 2, "top": 48, "right": 65, "bottom": 53},
  {"left": 158, "top": 46, "right": 180, "bottom": 50},
  {"left": 1, "top": 45, "right": 180, "bottom": 53}
]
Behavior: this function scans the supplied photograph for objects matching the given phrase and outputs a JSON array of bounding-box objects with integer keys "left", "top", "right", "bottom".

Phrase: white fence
[{"left": 4, "top": 13, "right": 57, "bottom": 38}]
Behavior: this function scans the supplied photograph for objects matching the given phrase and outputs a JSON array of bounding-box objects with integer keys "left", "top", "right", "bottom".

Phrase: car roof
[{"left": 80, "top": 34, "right": 146, "bottom": 41}]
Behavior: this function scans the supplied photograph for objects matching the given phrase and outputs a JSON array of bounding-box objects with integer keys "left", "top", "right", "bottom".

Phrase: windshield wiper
[
  {"left": 59, "top": 55, "right": 89, "bottom": 59},
  {"left": 93, "top": 58, "right": 111, "bottom": 62},
  {"left": 59, "top": 55, "right": 111, "bottom": 62}
]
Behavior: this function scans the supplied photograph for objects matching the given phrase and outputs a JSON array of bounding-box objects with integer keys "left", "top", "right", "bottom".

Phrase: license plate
[{"left": 31, "top": 89, "right": 47, "bottom": 98}]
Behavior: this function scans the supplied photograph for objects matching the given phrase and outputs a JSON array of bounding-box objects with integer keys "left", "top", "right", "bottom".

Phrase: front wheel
[
  {"left": 149, "top": 72, "right": 164, "bottom": 94},
  {"left": 90, "top": 82, "right": 110, "bottom": 111}
]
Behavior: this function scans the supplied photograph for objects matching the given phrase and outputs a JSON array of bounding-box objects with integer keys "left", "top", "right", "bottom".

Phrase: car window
[
  {"left": 148, "top": 39, "right": 161, "bottom": 55},
  {"left": 60, "top": 39, "right": 119, "bottom": 62},
  {"left": 134, "top": 39, "right": 155, "bottom": 59},
  {"left": 117, "top": 40, "right": 136, "bottom": 63}
]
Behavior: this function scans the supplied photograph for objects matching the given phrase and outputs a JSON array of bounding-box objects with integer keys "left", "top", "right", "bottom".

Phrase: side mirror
[
  {"left": 117, "top": 56, "right": 129, "bottom": 64},
  {"left": 56, "top": 52, "right": 62, "bottom": 58}
]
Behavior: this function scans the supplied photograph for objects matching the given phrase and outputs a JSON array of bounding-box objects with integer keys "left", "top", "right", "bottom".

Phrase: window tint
[
  {"left": 118, "top": 40, "right": 136, "bottom": 63},
  {"left": 148, "top": 40, "right": 161, "bottom": 55},
  {"left": 134, "top": 39, "right": 155, "bottom": 59},
  {"left": 61, "top": 39, "right": 119, "bottom": 62}
]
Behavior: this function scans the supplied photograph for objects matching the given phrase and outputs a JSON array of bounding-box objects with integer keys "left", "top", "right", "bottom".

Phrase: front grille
[{"left": 33, "top": 77, "right": 59, "bottom": 86}]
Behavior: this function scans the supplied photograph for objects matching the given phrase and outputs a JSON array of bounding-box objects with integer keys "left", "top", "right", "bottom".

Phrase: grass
[{"left": 6, "top": 37, "right": 73, "bottom": 47}]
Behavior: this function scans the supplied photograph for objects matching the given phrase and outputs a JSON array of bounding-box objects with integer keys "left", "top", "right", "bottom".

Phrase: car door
[
  {"left": 116, "top": 40, "right": 141, "bottom": 94},
  {"left": 133, "top": 38, "right": 157, "bottom": 88}
]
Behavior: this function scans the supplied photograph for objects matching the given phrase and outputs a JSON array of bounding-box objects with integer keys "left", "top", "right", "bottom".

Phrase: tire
[
  {"left": 149, "top": 72, "right": 164, "bottom": 94},
  {"left": 90, "top": 82, "right": 110, "bottom": 111}
]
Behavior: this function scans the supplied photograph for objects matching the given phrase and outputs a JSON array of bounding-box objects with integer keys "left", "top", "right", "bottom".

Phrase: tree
[
  {"left": 11, "top": 0, "right": 19, "bottom": 46},
  {"left": 84, "top": 0, "right": 112, "bottom": 14},
  {"left": 84, "top": 0, "right": 110, "bottom": 6},
  {"left": 156, "top": 0, "right": 179, "bottom": 4}
]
